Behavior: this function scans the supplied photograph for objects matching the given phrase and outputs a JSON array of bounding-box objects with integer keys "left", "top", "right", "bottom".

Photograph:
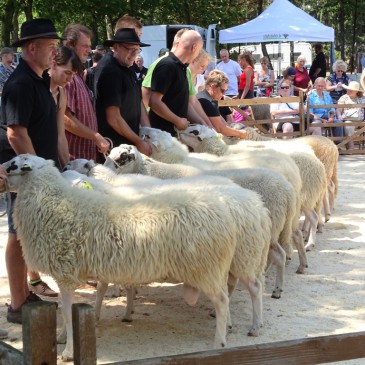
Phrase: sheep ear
[{"left": 21, "top": 164, "right": 32, "bottom": 172}]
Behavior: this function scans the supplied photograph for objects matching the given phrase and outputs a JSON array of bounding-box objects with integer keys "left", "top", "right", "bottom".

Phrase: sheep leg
[
  {"left": 292, "top": 228, "right": 308, "bottom": 274},
  {"left": 241, "top": 277, "right": 263, "bottom": 337},
  {"left": 122, "top": 286, "right": 136, "bottom": 322},
  {"left": 301, "top": 216, "right": 310, "bottom": 242},
  {"left": 58, "top": 288, "right": 75, "bottom": 362},
  {"left": 303, "top": 209, "right": 318, "bottom": 251},
  {"left": 323, "top": 188, "right": 331, "bottom": 222},
  {"left": 267, "top": 243, "right": 286, "bottom": 299},
  {"left": 328, "top": 180, "right": 336, "bottom": 211},
  {"left": 111, "top": 283, "right": 121, "bottom": 297},
  {"left": 206, "top": 289, "right": 229, "bottom": 348},
  {"left": 95, "top": 281, "right": 109, "bottom": 321}
]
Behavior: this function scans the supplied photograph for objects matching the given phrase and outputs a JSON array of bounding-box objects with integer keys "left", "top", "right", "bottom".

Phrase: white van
[{"left": 140, "top": 24, "right": 217, "bottom": 67}]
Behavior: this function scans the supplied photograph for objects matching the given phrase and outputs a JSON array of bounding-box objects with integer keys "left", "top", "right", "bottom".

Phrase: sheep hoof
[
  {"left": 61, "top": 352, "right": 73, "bottom": 362},
  {"left": 305, "top": 243, "right": 315, "bottom": 252},
  {"left": 271, "top": 290, "right": 282, "bottom": 299},
  {"left": 228, "top": 325, "right": 233, "bottom": 333},
  {"left": 296, "top": 266, "right": 305, "bottom": 274},
  {"left": 121, "top": 317, "right": 133, "bottom": 323},
  {"left": 248, "top": 328, "right": 260, "bottom": 337}
]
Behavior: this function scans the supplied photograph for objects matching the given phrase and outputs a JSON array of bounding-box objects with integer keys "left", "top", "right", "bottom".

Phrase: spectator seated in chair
[
  {"left": 336, "top": 81, "right": 365, "bottom": 150},
  {"left": 307, "top": 77, "right": 343, "bottom": 139}
]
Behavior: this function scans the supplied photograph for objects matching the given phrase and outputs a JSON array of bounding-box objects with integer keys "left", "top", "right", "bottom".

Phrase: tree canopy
[{"left": 0, "top": 0, "right": 362, "bottom": 71}]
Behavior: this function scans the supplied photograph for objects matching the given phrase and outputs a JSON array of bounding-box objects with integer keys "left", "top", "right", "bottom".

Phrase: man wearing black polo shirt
[
  {"left": 96, "top": 28, "right": 152, "bottom": 159},
  {"left": 149, "top": 30, "right": 203, "bottom": 136},
  {"left": 0, "top": 18, "right": 65, "bottom": 323}
]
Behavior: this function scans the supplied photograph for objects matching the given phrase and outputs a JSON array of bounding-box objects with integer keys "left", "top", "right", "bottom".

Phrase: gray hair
[
  {"left": 332, "top": 59, "right": 347, "bottom": 72},
  {"left": 297, "top": 55, "right": 306, "bottom": 63}
]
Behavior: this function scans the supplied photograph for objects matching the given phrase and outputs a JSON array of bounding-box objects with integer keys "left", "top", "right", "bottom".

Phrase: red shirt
[
  {"left": 293, "top": 67, "right": 311, "bottom": 96},
  {"left": 238, "top": 66, "right": 254, "bottom": 91}
]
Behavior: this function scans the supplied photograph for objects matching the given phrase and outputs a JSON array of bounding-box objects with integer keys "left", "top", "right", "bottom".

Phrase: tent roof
[{"left": 219, "top": 0, "right": 334, "bottom": 44}]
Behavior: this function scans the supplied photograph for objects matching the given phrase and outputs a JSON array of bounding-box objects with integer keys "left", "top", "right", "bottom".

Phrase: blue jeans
[
  {"left": 328, "top": 119, "right": 344, "bottom": 137},
  {"left": 4, "top": 192, "right": 17, "bottom": 234}
]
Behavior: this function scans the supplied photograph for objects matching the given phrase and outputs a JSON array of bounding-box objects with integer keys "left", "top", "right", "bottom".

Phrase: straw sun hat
[{"left": 342, "top": 81, "right": 364, "bottom": 96}]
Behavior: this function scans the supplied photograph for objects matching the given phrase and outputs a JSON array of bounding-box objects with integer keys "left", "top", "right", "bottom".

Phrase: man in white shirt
[{"left": 216, "top": 49, "right": 242, "bottom": 97}]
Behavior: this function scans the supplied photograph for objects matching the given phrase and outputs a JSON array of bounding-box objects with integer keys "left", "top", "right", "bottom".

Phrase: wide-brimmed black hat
[
  {"left": 12, "top": 18, "right": 64, "bottom": 47},
  {"left": 104, "top": 28, "right": 150, "bottom": 47}
]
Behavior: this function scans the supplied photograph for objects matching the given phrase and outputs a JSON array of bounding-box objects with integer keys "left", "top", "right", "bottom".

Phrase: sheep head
[
  {"left": 104, "top": 144, "right": 141, "bottom": 174},
  {"left": 139, "top": 126, "right": 188, "bottom": 163},
  {"left": 63, "top": 159, "right": 96, "bottom": 175},
  {"left": 2, "top": 154, "right": 51, "bottom": 191},
  {"left": 177, "top": 125, "right": 228, "bottom": 156}
]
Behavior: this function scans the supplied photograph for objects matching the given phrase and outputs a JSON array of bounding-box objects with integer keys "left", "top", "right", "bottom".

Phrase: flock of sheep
[{"left": 1, "top": 125, "right": 339, "bottom": 361}]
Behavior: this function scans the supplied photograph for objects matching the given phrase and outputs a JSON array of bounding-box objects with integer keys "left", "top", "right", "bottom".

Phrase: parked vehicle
[{"left": 140, "top": 24, "right": 217, "bottom": 67}]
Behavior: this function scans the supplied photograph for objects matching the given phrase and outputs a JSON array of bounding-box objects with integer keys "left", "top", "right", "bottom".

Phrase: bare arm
[
  {"left": 0, "top": 166, "right": 8, "bottom": 192},
  {"left": 140, "top": 100, "right": 151, "bottom": 127},
  {"left": 7, "top": 125, "right": 36, "bottom": 155},
  {"left": 208, "top": 115, "right": 247, "bottom": 139},
  {"left": 149, "top": 91, "right": 189, "bottom": 130},
  {"left": 105, "top": 106, "right": 152, "bottom": 156},
  {"left": 361, "top": 69, "right": 365, "bottom": 91},
  {"left": 64, "top": 107, "right": 109, "bottom": 154},
  {"left": 57, "top": 89, "right": 70, "bottom": 168}
]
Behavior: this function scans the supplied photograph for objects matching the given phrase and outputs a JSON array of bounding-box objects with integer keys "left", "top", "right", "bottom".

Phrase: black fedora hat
[
  {"left": 12, "top": 18, "right": 63, "bottom": 47},
  {"left": 104, "top": 28, "right": 150, "bottom": 47}
]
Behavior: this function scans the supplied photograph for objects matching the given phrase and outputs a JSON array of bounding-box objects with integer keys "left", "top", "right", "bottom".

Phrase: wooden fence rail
[
  {"left": 1, "top": 302, "right": 365, "bottom": 364},
  {"left": 219, "top": 95, "right": 365, "bottom": 154}
]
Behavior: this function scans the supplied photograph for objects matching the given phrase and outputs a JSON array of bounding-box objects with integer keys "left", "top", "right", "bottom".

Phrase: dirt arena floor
[{"left": 0, "top": 154, "right": 364, "bottom": 364}]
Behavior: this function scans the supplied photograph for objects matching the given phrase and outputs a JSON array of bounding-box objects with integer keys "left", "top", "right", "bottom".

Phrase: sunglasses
[
  {"left": 336, "top": 70, "right": 344, "bottom": 73},
  {"left": 280, "top": 86, "right": 290, "bottom": 90},
  {"left": 218, "top": 86, "right": 228, "bottom": 93}
]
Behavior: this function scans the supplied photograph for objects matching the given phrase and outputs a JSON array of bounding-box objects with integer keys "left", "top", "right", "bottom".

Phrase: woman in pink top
[
  {"left": 293, "top": 55, "right": 311, "bottom": 96},
  {"left": 237, "top": 51, "right": 255, "bottom": 99}
]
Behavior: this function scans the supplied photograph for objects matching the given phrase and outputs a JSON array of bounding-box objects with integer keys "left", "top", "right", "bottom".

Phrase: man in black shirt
[
  {"left": 149, "top": 30, "right": 203, "bottom": 136},
  {"left": 96, "top": 28, "right": 152, "bottom": 159},
  {"left": 309, "top": 43, "right": 327, "bottom": 83},
  {"left": 0, "top": 18, "right": 64, "bottom": 323}
]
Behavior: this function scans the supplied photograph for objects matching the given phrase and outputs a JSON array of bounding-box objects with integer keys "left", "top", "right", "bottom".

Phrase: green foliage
[{"left": 0, "top": 0, "right": 362, "bottom": 70}]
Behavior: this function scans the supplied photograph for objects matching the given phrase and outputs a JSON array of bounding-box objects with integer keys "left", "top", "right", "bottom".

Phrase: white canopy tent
[{"left": 219, "top": 0, "right": 334, "bottom": 44}]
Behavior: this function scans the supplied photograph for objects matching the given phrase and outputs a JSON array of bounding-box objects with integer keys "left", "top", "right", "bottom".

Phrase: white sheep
[
  {"left": 3, "top": 154, "right": 238, "bottom": 360},
  {"left": 105, "top": 145, "right": 307, "bottom": 283},
  {"left": 3, "top": 154, "right": 271, "bottom": 360},
  {"left": 138, "top": 129, "right": 305, "bottom": 257},
  {"left": 170, "top": 125, "right": 327, "bottom": 251},
  {"left": 179, "top": 125, "right": 338, "bottom": 223}
]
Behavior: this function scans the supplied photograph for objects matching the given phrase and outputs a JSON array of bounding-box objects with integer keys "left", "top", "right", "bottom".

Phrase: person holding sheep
[
  {"left": 149, "top": 30, "right": 203, "bottom": 136},
  {"left": 196, "top": 69, "right": 248, "bottom": 139},
  {"left": 0, "top": 18, "right": 63, "bottom": 323},
  {"left": 95, "top": 28, "right": 152, "bottom": 160}
]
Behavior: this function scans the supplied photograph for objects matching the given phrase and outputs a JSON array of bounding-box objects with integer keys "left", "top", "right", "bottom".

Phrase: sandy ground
[{"left": 0, "top": 155, "right": 364, "bottom": 364}]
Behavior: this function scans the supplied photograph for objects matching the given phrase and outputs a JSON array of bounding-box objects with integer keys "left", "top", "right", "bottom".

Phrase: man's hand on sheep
[
  {"left": 94, "top": 133, "right": 110, "bottom": 154},
  {"left": 0, "top": 166, "right": 7, "bottom": 192},
  {"left": 135, "top": 138, "right": 152, "bottom": 156}
]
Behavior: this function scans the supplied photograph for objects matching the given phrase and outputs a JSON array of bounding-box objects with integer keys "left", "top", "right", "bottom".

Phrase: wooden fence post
[
  {"left": 22, "top": 302, "right": 57, "bottom": 365},
  {"left": 72, "top": 303, "right": 97, "bottom": 365}
]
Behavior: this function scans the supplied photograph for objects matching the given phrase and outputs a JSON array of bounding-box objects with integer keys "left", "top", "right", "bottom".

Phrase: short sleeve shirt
[
  {"left": 149, "top": 52, "right": 189, "bottom": 136},
  {"left": 0, "top": 59, "right": 57, "bottom": 163},
  {"left": 96, "top": 57, "right": 141, "bottom": 147},
  {"left": 196, "top": 89, "right": 220, "bottom": 117}
]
